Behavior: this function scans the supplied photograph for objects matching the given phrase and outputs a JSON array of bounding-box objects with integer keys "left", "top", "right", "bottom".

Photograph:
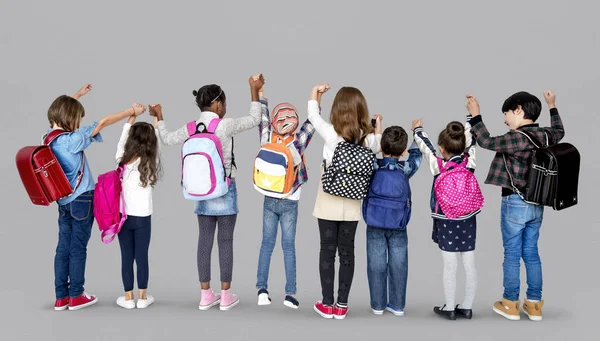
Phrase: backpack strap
[
  {"left": 514, "top": 129, "right": 548, "bottom": 148},
  {"left": 186, "top": 121, "right": 197, "bottom": 136},
  {"left": 206, "top": 118, "right": 221, "bottom": 133},
  {"left": 437, "top": 156, "right": 468, "bottom": 173},
  {"left": 43, "top": 129, "right": 86, "bottom": 195}
]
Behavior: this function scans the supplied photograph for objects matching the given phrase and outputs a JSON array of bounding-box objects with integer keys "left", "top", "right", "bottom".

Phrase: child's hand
[
  {"left": 73, "top": 84, "right": 93, "bottom": 99},
  {"left": 466, "top": 94, "right": 480, "bottom": 117},
  {"left": 544, "top": 90, "right": 556, "bottom": 109},
  {"left": 373, "top": 113, "right": 383, "bottom": 134},
  {"left": 149, "top": 104, "right": 162, "bottom": 117},
  {"left": 317, "top": 84, "right": 330, "bottom": 94},
  {"left": 412, "top": 119, "right": 423, "bottom": 131},
  {"left": 311, "top": 83, "right": 330, "bottom": 101},
  {"left": 249, "top": 74, "right": 265, "bottom": 90},
  {"left": 131, "top": 102, "right": 147, "bottom": 116}
]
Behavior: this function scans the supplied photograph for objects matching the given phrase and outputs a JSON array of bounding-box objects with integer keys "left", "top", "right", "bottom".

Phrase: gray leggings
[{"left": 197, "top": 215, "right": 237, "bottom": 283}]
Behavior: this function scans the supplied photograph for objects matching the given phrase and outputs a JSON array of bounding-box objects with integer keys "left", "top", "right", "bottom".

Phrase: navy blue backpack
[{"left": 362, "top": 165, "right": 412, "bottom": 229}]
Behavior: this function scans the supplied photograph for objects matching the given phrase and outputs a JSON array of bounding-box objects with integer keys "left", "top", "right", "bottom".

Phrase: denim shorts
[{"left": 194, "top": 178, "right": 239, "bottom": 216}]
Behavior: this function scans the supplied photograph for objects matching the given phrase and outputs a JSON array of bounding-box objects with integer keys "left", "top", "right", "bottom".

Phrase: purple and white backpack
[
  {"left": 433, "top": 157, "right": 484, "bottom": 219},
  {"left": 181, "top": 118, "right": 230, "bottom": 201}
]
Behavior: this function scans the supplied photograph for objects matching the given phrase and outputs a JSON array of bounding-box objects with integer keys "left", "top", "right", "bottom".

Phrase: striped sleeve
[
  {"left": 413, "top": 126, "right": 441, "bottom": 176},
  {"left": 464, "top": 115, "right": 477, "bottom": 171}
]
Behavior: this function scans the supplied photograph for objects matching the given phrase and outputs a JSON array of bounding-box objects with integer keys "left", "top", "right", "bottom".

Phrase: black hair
[
  {"left": 193, "top": 84, "right": 226, "bottom": 110},
  {"left": 438, "top": 121, "right": 466, "bottom": 156},
  {"left": 501, "top": 91, "right": 542, "bottom": 122},
  {"left": 381, "top": 126, "right": 408, "bottom": 157}
]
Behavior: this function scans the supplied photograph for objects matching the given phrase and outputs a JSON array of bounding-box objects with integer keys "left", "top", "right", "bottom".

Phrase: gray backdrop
[{"left": 1, "top": 0, "right": 597, "bottom": 340}]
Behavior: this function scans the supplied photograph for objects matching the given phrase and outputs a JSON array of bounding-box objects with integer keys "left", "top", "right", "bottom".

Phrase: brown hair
[
  {"left": 119, "top": 122, "right": 162, "bottom": 187},
  {"left": 330, "top": 87, "right": 374, "bottom": 144},
  {"left": 381, "top": 126, "right": 408, "bottom": 157},
  {"left": 47, "top": 95, "right": 85, "bottom": 132},
  {"left": 438, "top": 121, "right": 466, "bottom": 156}
]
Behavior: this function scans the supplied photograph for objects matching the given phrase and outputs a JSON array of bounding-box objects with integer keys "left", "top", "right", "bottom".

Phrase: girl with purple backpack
[
  {"left": 412, "top": 97, "right": 482, "bottom": 320},
  {"left": 113, "top": 114, "right": 162, "bottom": 309}
]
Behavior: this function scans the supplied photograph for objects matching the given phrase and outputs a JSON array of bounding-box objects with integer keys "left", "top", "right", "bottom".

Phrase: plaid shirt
[
  {"left": 470, "top": 108, "right": 565, "bottom": 192},
  {"left": 259, "top": 97, "right": 315, "bottom": 194}
]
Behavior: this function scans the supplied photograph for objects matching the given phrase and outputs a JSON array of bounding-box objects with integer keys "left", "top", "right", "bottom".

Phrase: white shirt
[
  {"left": 307, "top": 100, "right": 382, "bottom": 164},
  {"left": 115, "top": 123, "right": 160, "bottom": 217}
]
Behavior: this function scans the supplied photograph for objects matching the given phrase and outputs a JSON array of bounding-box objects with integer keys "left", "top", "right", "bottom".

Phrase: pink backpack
[
  {"left": 93, "top": 165, "right": 126, "bottom": 244},
  {"left": 434, "top": 157, "right": 484, "bottom": 219}
]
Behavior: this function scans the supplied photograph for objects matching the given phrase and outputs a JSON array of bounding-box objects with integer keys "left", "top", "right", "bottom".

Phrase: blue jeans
[
  {"left": 501, "top": 194, "right": 544, "bottom": 301},
  {"left": 256, "top": 196, "right": 298, "bottom": 295},
  {"left": 55, "top": 190, "right": 95, "bottom": 299},
  {"left": 366, "top": 226, "right": 408, "bottom": 311},
  {"left": 195, "top": 178, "right": 238, "bottom": 216}
]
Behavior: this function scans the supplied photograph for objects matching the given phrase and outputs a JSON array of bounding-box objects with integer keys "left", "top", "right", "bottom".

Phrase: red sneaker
[
  {"left": 68, "top": 292, "right": 98, "bottom": 311},
  {"left": 313, "top": 301, "right": 334, "bottom": 319},
  {"left": 333, "top": 304, "right": 349, "bottom": 320},
  {"left": 54, "top": 297, "right": 69, "bottom": 311}
]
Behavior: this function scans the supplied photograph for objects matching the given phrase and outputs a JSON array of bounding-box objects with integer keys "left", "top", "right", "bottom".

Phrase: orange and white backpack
[{"left": 253, "top": 132, "right": 299, "bottom": 198}]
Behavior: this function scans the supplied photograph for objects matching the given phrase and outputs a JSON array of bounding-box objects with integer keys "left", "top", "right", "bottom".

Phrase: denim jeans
[
  {"left": 501, "top": 194, "right": 544, "bottom": 301},
  {"left": 195, "top": 178, "right": 238, "bottom": 216},
  {"left": 256, "top": 197, "right": 298, "bottom": 295},
  {"left": 366, "top": 226, "right": 408, "bottom": 311},
  {"left": 55, "top": 190, "right": 95, "bottom": 299}
]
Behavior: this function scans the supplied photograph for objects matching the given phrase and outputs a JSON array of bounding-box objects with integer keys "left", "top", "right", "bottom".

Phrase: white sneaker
[
  {"left": 372, "top": 308, "right": 384, "bottom": 315},
  {"left": 137, "top": 295, "right": 155, "bottom": 309},
  {"left": 117, "top": 296, "right": 136, "bottom": 309},
  {"left": 257, "top": 289, "right": 271, "bottom": 306}
]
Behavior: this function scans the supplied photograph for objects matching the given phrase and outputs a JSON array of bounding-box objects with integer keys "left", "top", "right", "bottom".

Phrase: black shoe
[
  {"left": 455, "top": 305, "right": 473, "bottom": 319},
  {"left": 257, "top": 289, "right": 271, "bottom": 305},
  {"left": 434, "top": 305, "right": 457, "bottom": 320},
  {"left": 284, "top": 295, "right": 299, "bottom": 309}
]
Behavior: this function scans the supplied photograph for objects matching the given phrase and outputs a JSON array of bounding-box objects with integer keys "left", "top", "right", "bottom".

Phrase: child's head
[
  {"left": 193, "top": 84, "right": 227, "bottom": 117},
  {"left": 120, "top": 122, "right": 161, "bottom": 187},
  {"left": 271, "top": 103, "right": 299, "bottom": 135},
  {"left": 502, "top": 91, "right": 542, "bottom": 129},
  {"left": 330, "top": 87, "right": 374, "bottom": 143},
  {"left": 381, "top": 126, "right": 408, "bottom": 158},
  {"left": 438, "top": 121, "right": 466, "bottom": 159},
  {"left": 47, "top": 95, "right": 85, "bottom": 132}
]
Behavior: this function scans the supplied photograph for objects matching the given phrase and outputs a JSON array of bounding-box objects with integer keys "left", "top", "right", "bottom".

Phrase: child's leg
[
  {"left": 336, "top": 221, "right": 358, "bottom": 306},
  {"left": 500, "top": 195, "right": 527, "bottom": 301},
  {"left": 216, "top": 214, "right": 237, "bottom": 290},
  {"left": 441, "top": 251, "right": 458, "bottom": 310},
  {"left": 279, "top": 200, "right": 298, "bottom": 296},
  {"left": 197, "top": 215, "right": 218, "bottom": 290},
  {"left": 388, "top": 229, "right": 408, "bottom": 311},
  {"left": 256, "top": 198, "right": 280, "bottom": 292},
  {"left": 55, "top": 205, "right": 72, "bottom": 299},
  {"left": 522, "top": 205, "right": 544, "bottom": 301},
  {"left": 366, "top": 226, "right": 388, "bottom": 311},
  {"left": 118, "top": 218, "right": 135, "bottom": 298},
  {"left": 67, "top": 191, "right": 95, "bottom": 298},
  {"left": 460, "top": 251, "right": 477, "bottom": 309},
  {"left": 318, "top": 219, "right": 339, "bottom": 306},
  {"left": 134, "top": 216, "right": 152, "bottom": 299}
]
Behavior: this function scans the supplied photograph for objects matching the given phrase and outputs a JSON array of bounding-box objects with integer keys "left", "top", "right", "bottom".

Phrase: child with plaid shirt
[
  {"left": 467, "top": 91, "right": 565, "bottom": 322},
  {"left": 254, "top": 75, "right": 317, "bottom": 309}
]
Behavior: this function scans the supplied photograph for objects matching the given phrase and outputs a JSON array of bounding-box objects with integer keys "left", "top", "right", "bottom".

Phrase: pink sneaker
[
  {"left": 68, "top": 292, "right": 98, "bottom": 311},
  {"left": 54, "top": 297, "right": 69, "bottom": 311},
  {"left": 199, "top": 289, "right": 221, "bottom": 311},
  {"left": 219, "top": 289, "right": 239, "bottom": 311}
]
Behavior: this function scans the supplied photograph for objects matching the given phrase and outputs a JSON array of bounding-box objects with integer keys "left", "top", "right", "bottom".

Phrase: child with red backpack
[
  {"left": 253, "top": 77, "right": 317, "bottom": 309},
  {"left": 412, "top": 101, "right": 483, "bottom": 320},
  {"left": 109, "top": 114, "right": 162, "bottom": 309},
  {"left": 41, "top": 84, "right": 146, "bottom": 311}
]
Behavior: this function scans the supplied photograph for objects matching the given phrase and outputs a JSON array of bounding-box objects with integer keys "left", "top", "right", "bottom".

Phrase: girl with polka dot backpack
[{"left": 412, "top": 98, "right": 483, "bottom": 321}]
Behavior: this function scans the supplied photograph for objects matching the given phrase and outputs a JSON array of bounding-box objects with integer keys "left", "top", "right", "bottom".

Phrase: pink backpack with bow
[
  {"left": 93, "top": 165, "right": 126, "bottom": 243},
  {"left": 434, "top": 157, "right": 484, "bottom": 219}
]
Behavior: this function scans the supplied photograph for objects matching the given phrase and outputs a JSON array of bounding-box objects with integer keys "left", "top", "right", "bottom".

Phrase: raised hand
[
  {"left": 249, "top": 74, "right": 265, "bottom": 91},
  {"left": 412, "top": 119, "right": 423, "bottom": 131},
  {"left": 131, "top": 102, "right": 147, "bottom": 116},
  {"left": 372, "top": 113, "right": 383, "bottom": 134},
  {"left": 544, "top": 90, "right": 556, "bottom": 109},
  {"left": 466, "top": 94, "right": 480, "bottom": 117},
  {"left": 73, "top": 84, "right": 93, "bottom": 99},
  {"left": 148, "top": 104, "right": 162, "bottom": 117}
]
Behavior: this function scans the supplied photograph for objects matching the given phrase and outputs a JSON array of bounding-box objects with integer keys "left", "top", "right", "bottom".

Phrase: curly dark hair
[{"left": 119, "top": 122, "right": 161, "bottom": 187}]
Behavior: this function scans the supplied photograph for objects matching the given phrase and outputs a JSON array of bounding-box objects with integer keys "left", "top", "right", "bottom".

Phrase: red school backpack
[
  {"left": 16, "top": 130, "right": 85, "bottom": 206},
  {"left": 93, "top": 165, "right": 127, "bottom": 244},
  {"left": 433, "top": 157, "right": 484, "bottom": 219}
]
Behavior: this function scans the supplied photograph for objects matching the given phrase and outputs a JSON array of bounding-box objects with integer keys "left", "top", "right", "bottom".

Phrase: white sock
[
  {"left": 528, "top": 299, "right": 540, "bottom": 302},
  {"left": 442, "top": 251, "right": 458, "bottom": 311},
  {"left": 460, "top": 251, "right": 477, "bottom": 310}
]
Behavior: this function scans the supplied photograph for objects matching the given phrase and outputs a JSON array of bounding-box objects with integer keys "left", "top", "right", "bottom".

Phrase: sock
[
  {"left": 336, "top": 302, "right": 348, "bottom": 308},
  {"left": 528, "top": 299, "right": 540, "bottom": 302}
]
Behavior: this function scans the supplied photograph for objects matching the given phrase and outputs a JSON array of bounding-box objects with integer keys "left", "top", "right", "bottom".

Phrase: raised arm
[
  {"left": 464, "top": 114, "right": 476, "bottom": 170},
  {"left": 115, "top": 116, "right": 135, "bottom": 162},
  {"left": 543, "top": 90, "right": 565, "bottom": 144},
  {"left": 403, "top": 141, "right": 422, "bottom": 179},
  {"left": 92, "top": 103, "right": 146, "bottom": 137},
  {"left": 258, "top": 81, "right": 271, "bottom": 146},
  {"left": 150, "top": 104, "right": 189, "bottom": 146},
  {"left": 412, "top": 120, "right": 441, "bottom": 176}
]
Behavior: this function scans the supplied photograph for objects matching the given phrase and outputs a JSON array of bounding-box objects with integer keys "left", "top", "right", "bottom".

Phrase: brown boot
[
  {"left": 523, "top": 299, "right": 544, "bottom": 321},
  {"left": 493, "top": 299, "right": 521, "bottom": 321}
]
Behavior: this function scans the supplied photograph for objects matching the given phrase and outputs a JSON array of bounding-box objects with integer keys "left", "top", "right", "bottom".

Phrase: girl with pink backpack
[
  {"left": 112, "top": 114, "right": 162, "bottom": 309},
  {"left": 412, "top": 98, "right": 484, "bottom": 321}
]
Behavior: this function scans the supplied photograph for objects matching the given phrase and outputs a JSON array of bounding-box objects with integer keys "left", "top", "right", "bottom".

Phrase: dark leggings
[
  {"left": 117, "top": 215, "right": 151, "bottom": 292},
  {"left": 197, "top": 215, "right": 237, "bottom": 283},
  {"left": 318, "top": 219, "right": 358, "bottom": 306}
]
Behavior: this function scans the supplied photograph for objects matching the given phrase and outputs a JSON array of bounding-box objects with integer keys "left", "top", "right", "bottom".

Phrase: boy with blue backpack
[{"left": 362, "top": 125, "right": 422, "bottom": 316}]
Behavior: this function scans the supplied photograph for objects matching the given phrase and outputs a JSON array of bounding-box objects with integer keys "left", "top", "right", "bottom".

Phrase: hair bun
[
  {"left": 447, "top": 121, "right": 465, "bottom": 138},
  {"left": 192, "top": 90, "right": 198, "bottom": 97}
]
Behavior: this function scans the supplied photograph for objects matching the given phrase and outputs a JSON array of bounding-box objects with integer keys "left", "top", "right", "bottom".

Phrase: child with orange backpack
[{"left": 253, "top": 75, "right": 319, "bottom": 309}]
